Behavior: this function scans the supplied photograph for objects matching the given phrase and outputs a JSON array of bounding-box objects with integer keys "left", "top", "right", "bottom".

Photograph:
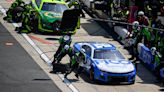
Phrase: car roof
[
  {"left": 83, "top": 42, "right": 116, "bottom": 50},
  {"left": 41, "top": 0, "right": 65, "bottom": 3}
]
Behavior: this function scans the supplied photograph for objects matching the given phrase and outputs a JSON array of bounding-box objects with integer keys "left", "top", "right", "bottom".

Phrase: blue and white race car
[{"left": 73, "top": 42, "right": 136, "bottom": 84}]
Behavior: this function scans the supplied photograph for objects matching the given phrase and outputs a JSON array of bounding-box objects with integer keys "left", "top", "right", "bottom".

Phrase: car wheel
[
  {"left": 89, "top": 67, "right": 94, "bottom": 81},
  {"left": 52, "top": 21, "right": 61, "bottom": 31},
  {"left": 130, "top": 80, "right": 135, "bottom": 84},
  {"left": 12, "top": 6, "right": 24, "bottom": 22}
]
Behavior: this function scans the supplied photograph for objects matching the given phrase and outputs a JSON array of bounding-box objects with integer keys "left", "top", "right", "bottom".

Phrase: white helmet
[
  {"left": 64, "top": 45, "right": 70, "bottom": 51},
  {"left": 80, "top": 48, "right": 85, "bottom": 54},
  {"left": 150, "top": 47, "right": 156, "bottom": 55},
  {"left": 138, "top": 11, "right": 144, "bottom": 16},
  {"left": 132, "top": 21, "right": 139, "bottom": 29}
]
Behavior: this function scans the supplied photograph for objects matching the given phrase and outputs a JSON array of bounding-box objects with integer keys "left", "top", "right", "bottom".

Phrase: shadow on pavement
[
  {"left": 159, "top": 88, "right": 164, "bottom": 91},
  {"left": 77, "top": 72, "right": 134, "bottom": 86},
  {"left": 135, "top": 63, "right": 162, "bottom": 87},
  {"left": 46, "top": 38, "right": 59, "bottom": 41}
]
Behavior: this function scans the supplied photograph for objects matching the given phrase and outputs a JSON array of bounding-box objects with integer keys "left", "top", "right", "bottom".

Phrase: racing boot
[
  {"left": 3, "top": 16, "right": 12, "bottom": 23},
  {"left": 52, "top": 58, "right": 58, "bottom": 65},
  {"left": 129, "top": 55, "right": 135, "bottom": 60},
  {"left": 18, "top": 29, "right": 29, "bottom": 34},
  {"left": 15, "top": 27, "right": 20, "bottom": 32},
  {"left": 3, "top": 16, "right": 8, "bottom": 20},
  {"left": 64, "top": 70, "right": 70, "bottom": 78},
  {"left": 75, "top": 73, "right": 79, "bottom": 79}
]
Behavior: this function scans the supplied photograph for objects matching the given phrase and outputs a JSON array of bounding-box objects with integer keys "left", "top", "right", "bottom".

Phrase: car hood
[
  {"left": 40, "top": 11, "right": 62, "bottom": 23},
  {"left": 94, "top": 59, "right": 135, "bottom": 73}
]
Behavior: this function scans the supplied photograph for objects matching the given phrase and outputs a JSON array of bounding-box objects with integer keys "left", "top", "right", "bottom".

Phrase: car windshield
[
  {"left": 93, "top": 49, "right": 125, "bottom": 60},
  {"left": 42, "top": 3, "right": 68, "bottom": 13}
]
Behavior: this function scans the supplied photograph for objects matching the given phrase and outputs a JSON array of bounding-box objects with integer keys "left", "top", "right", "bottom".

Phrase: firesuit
[
  {"left": 3, "top": 0, "right": 25, "bottom": 21},
  {"left": 157, "top": 32, "right": 164, "bottom": 56},
  {"left": 16, "top": 5, "right": 33, "bottom": 33},
  {"left": 67, "top": 0, "right": 85, "bottom": 29},
  {"left": 64, "top": 46, "right": 85, "bottom": 78},
  {"left": 129, "top": 21, "right": 142, "bottom": 63},
  {"left": 151, "top": 47, "right": 164, "bottom": 81},
  {"left": 52, "top": 35, "right": 72, "bottom": 64},
  {"left": 141, "top": 27, "right": 151, "bottom": 47}
]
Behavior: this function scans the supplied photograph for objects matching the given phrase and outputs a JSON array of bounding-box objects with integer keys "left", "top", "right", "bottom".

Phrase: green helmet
[
  {"left": 11, "top": 2, "right": 18, "bottom": 7},
  {"left": 25, "top": 5, "right": 31, "bottom": 11}
]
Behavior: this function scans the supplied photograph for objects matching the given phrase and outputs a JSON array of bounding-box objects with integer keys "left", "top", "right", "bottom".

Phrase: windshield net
[
  {"left": 42, "top": 3, "right": 68, "bottom": 13},
  {"left": 93, "top": 49, "right": 125, "bottom": 60}
]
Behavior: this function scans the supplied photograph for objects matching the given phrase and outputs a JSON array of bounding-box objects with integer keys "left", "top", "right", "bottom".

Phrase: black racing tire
[
  {"left": 89, "top": 67, "right": 94, "bottom": 81},
  {"left": 52, "top": 21, "right": 61, "bottom": 32},
  {"left": 129, "top": 80, "right": 135, "bottom": 85},
  {"left": 12, "top": 6, "right": 24, "bottom": 22}
]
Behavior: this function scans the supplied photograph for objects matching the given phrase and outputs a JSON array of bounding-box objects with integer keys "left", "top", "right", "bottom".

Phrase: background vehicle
[
  {"left": 73, "top": 42, "right": 136, "bottom": 84},
  {"left": 31, "top": 0, "right": 70, "bottom": 33}
]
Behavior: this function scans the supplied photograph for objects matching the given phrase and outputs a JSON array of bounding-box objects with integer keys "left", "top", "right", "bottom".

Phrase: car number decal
[
  {"left": 93, "top": 43, "right": 112, "bottom": 48},
  {"left": 44, "top": 12, "right": 61, "bottom": 18}
]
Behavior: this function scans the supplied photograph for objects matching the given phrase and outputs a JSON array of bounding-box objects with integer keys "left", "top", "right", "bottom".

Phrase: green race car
[{"left": 31, "top": 0, "right": 75, "bottom": 34}]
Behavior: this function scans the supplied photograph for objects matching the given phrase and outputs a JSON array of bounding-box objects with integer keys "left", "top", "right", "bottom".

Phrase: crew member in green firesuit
[
  {"left": 3, "top": 0, "right": 25, "bottom": 21},
  {"left": 67, "top": 0, "right": 85, "bottom": 29},
  {"left": 129, "top": 21, "right": 142, "bottom": 60},
  {"left": 52, "top": 35, "right": 72, "bottom": 65},
  {"left": 16, "top": 4, "right": 33, "bottom": 33},
  {"left": 150, "top": 47, "right": 164, "bottom": 81},
  {"left": 63, "top": 45, "right": 86, "bottom": 78},
  {"left": 156, "top": 31, "right": 164, "bottom": 56}
]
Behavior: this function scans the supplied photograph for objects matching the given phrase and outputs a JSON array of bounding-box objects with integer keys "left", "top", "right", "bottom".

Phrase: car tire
[
  {"left": 130, "top": 80, "right": 135, "bottom": 84},
  {"left": 89, "top": 67, "right": 94, "bottom": 81},
  {"left": 52, "top": 21, "right": 61, "bottom": 32},
  {"left": 12, "top": 6, "right": 24, "bottom": 22}
]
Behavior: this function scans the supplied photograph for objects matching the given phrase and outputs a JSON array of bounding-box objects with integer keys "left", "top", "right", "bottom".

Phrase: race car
[
  {"left": 30, "top": 0, "right": 71, "bottom": 33},
  {"left": 73, "top": 42, "right": 136, "bottom": 84}
]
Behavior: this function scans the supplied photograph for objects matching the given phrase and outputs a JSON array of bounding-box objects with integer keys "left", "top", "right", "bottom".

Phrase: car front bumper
[{"left": 94, "top": 69, "right": 136, "bottom": 83}]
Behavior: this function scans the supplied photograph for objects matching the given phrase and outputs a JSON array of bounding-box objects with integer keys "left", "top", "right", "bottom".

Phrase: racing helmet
[
  {"left": 132, "top": 21, "right": 139, "bottom": 29},
  {"left": 64, "top": 45, "right": 70, "bottom": 51},
  {"left": 158, "top": 31, "right": 163, "bottom": 37},
  {"left": 150, "top": 47, "right": 156, "bottom": 55},
  {"left": 24, "top": 5, "right": 31, "bottom": 11},
  {"left": 80, "top": 48, "right": 85, "bottom": 54},
  {"left": 138, "top": 11, "right": 144, "bottom": 16},
  {"left": 63, "top": 35, "right": 71, "bottom": 42}
]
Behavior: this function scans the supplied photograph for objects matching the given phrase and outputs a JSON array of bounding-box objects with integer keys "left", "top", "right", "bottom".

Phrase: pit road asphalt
[{"left": 0, "top": 22, "right": 62, "bottom": 92}]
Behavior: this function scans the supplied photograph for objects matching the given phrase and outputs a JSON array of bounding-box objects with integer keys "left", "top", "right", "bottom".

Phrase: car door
[{"left": 81, "top": 45, "right": 92, "bottom": 70}]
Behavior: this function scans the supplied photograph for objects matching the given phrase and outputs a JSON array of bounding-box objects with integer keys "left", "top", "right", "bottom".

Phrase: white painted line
[
  {"left": 0, "top": 5, "right": 6, "bottom": 16},
  {"left": 22, "top": 34, "right": 53, "bottom": 67},
  {"left": 0, "top": 5, "right": 79, "bottom": 92}
]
